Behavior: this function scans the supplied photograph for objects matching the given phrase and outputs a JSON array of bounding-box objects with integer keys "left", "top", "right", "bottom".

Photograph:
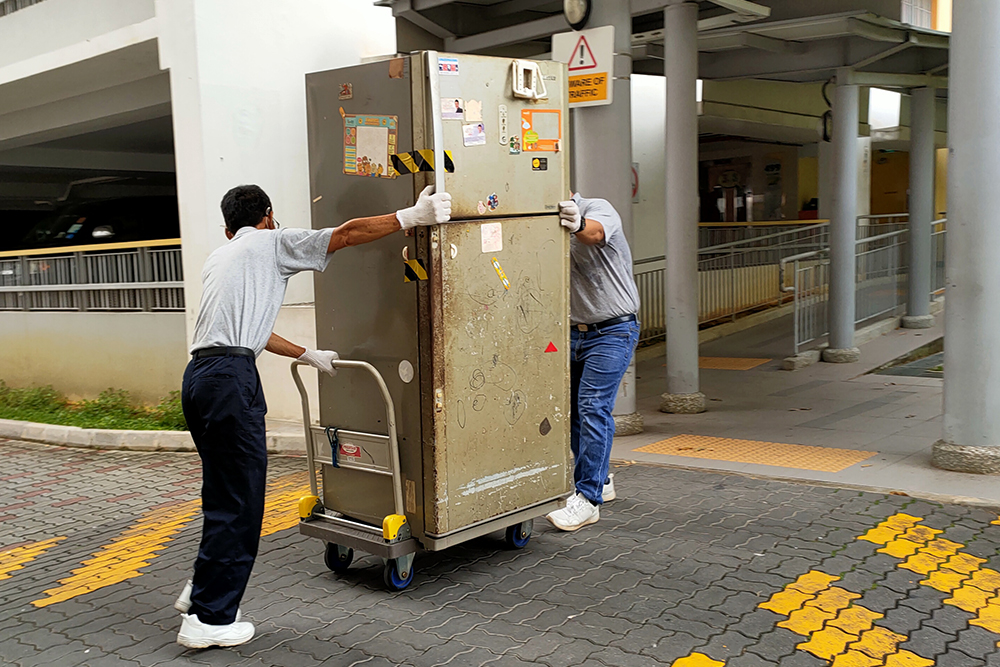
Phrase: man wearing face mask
[
  {"left": 173, "top": 184, "right": 451, "bottom": 649},
  {"left": 546, "top": 194, "right": 640, "bottom": 532}
]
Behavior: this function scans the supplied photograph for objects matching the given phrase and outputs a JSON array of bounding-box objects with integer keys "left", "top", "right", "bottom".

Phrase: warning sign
[
  {"left": 568, "top": 35, "right": 598, "bottom": 71},
  {"left": 568, "top": 73, "right": 608, "bottom": 104},
  {"left": 551, "top": 25, "right": 614, "bottom": 108}
]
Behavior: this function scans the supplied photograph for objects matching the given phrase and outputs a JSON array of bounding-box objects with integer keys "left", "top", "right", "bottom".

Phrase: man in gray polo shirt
[
  {"left": 546, "top": 194, "right": 639, "bottom": 532},
  {"left": 173, "top": 184, "right": 451, "bottom": 648}
]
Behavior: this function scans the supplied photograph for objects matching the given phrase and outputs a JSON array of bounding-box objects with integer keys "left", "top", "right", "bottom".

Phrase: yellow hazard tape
[
  {"left": 491, "top": 257, "right": 510, "bottom": 290},
  {"left": 404, "top": 259, "right": 428, "bottom": 282},
  {"left": 391, "top": 150, "right": 455, "bottom": 174}
]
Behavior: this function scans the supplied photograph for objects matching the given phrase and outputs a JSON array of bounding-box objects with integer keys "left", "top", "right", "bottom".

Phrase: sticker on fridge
[
  {"left": 342, "top": 111, "right": 398, "bottom": 179},
  {"left": 463, "top": 122, "right": 487, "bottom": 147},
  {"left": 442, "top": 98, "right": 464, "bottom": 120},
  {"left": 521, "top": 109, "right": 562, "bottom": 152},
  {"left": 481, "top": 222, "right": 503, "bottom": 253},
  {"left": 438, "top": 57, "right": 459, "bottom": 75},
  {"left": 464, "top": 99, "right": 483, "bottom": 122}
]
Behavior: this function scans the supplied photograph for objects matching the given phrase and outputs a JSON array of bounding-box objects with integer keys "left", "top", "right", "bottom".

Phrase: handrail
[
  {"left": 779, "top": 250, "right": 826, "bottom": 293},
  {"left": 857, "top": 213, "right": 909, "bottom": 221},
  {"left": 855, "top": 229, "right": 907, "bottom": 245},
  {"left": 0, "top": 238, "right": 182, "bottom": 259}
]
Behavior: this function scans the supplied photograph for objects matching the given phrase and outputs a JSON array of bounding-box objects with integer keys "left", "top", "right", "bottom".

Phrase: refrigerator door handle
[
  {"left": 511, "top": 59, "right": 548, "bottom": 101},
  {"left": 425, "top": 51, "right": 447, "bottom": 193}
]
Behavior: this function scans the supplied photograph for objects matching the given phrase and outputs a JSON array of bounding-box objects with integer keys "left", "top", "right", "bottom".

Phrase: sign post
[{"left": 551, "top": 25, "right": 615, "bottom": 108}]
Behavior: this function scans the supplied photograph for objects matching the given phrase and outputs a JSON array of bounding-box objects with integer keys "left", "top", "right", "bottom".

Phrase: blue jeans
[{"left": 570, "top": 319, "right": 639, "bottom": 505}]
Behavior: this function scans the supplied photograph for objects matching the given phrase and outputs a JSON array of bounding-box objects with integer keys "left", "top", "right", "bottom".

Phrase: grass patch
[{"left": 0, "top": 382, "right": 186, "bottom": 431}]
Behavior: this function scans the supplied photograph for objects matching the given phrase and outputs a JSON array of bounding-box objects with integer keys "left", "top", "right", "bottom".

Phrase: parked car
[{"left": 14, "top": 197, "right": 180, "bottom": 252}]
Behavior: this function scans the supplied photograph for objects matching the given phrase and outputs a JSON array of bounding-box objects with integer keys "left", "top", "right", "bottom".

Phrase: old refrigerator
[{"left": 304, "top": 52, "right": 571, "bottom": 550}]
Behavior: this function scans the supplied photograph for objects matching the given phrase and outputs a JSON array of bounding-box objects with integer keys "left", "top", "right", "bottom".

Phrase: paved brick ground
[{"left": 2, "top": 439, "right": 1000, "bottom": 667}]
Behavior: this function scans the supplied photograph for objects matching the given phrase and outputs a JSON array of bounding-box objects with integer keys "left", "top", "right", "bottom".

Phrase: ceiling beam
[
  {"left": 738, "top": 32, "right": 807, "bottom": 55},
  {"left": 444, "top": 14, "right": 568, "bottom": 53},
  {"left": 485, "top": 0, "right": 562, "bottom": 20},
  {"left": 393, "top": 0, "right": 454, "bottom": 39},
  {"left": 843, "top": 71, "right": 947, "bottom": 89}
]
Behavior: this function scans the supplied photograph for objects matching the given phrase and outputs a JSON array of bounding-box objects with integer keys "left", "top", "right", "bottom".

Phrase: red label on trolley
[{"left": 339, "top": 443, "right": 361, "bottom": 458}]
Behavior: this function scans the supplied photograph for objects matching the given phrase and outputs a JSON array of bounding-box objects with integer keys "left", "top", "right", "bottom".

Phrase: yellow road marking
[
  {"left": 670, "top": 654, "right": 725, "bottom": 667},
  {"left": 698, "top": 357, "right": 770, "bottom": 371},
  {"left": 260, "top": 471, "right": 311, "bottom": 537},
  {"left": 0, "top": 537, "right": 65, "bottom": 580},
  {"left": 633, "top": 435, "right": 876, "bottom": 473},
  {"left": 31, "top": 472, "right": 310, "bottom": 608},
  {"left": 32, "top": 499, "right": 200, "bottom": 607},
  {"left": 884, "top": 651, "right": 935, "bottom": 666}
]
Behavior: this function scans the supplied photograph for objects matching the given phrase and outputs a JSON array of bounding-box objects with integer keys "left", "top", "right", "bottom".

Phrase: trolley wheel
[
  {"left": 505, "top": 520, "right": 532, "bottom": 549},
  {"left": 324, "top": 543, "right": 354, "bottom": 573},
  {"left": 383, "top": 558, "right": 415, "bottom": 591}
]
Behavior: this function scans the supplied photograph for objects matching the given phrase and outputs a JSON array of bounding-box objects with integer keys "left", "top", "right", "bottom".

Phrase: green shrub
[{"left": 0, "top": 381, "right": 187, "bottom": 431}]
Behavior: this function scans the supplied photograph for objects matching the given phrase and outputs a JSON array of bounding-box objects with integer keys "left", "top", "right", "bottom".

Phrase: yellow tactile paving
[
  {"left": 0, "top": 537, "right": 65, "bottom": 581},
  {"left": 779, "top": 605, "right": 836, "bottom": 635},
  {"left": 788, "top": 570, "right": 841, "bottom": 594},
  {"left": 633, "top": 435, "right": 876, "bottom": 473},
  {"left": 31, "top": 472, "right": 310, "bottom": 608},
  {"left": 806, "top": 587, "right": 861, "bottom": 613},
  {"left": 670, "top": 654, "right": 725, "bottom": 667},
  {"left": 760, "top": 588, "right": 815, "bottom": 615},
  {"left": 698, "top": 356, "right": 771, "bottom": 371},
  {"left": 970, "top": 602, "right": 1000, "bottom": 633}
]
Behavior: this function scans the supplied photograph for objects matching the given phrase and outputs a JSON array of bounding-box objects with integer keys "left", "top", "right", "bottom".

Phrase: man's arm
[
  {"left": 265, "top": 332, "right": 305, "bottom": 358},
  {"left": 327, "top": 213, "right": 401, "bottom": 254},
  {"left": 574, "top": 219, "right": 605, "bottom": 246},
  {"left": 326, "top": 185, "right": 452, "bottom": 254},
  {"left": 558, "top": 200, "right": 605, "bottom": 245},
  {"left": 267, "top": 333, "right": 340, "bottom": 375}
]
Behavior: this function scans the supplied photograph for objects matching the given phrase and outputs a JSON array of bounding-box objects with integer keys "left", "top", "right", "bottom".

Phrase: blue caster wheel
[
  {"left": 324, "top": 543, "right": 353, "bottom": 573},
  {"left": 383, "top": 558, "right": 415, "bottom": 591},
  {"left": 505, "top": 520, "right": 532, "bottom": 549}
]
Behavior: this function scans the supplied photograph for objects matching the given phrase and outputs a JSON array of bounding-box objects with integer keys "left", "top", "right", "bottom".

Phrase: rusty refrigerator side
[
  {"left": 305, "top": 58, "right": 428, "bottom": 539},
  {"left": 422, "top": 217, "right": 571, "bottom": 538}
]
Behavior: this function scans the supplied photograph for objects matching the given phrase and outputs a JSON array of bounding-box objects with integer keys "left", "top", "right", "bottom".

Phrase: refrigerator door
[
  {"left": 415, "top": 54, "right": 569, "bottom": 219},
  {"left": 423, "top": 215, "right": 572, "bottom": 536}
]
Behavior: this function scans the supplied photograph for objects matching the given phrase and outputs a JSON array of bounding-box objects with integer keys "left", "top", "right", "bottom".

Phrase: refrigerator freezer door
[
  {"left": 424, "top": 215, "right": 572, "bottom": 536},
  {"left": 419, "top": 54, "right": 569, "bottom": 219}
]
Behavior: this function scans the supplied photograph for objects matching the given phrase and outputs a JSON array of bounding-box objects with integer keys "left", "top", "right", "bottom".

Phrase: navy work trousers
[{"left": 181, "top": 354, "right": 267, "bottom": 626}]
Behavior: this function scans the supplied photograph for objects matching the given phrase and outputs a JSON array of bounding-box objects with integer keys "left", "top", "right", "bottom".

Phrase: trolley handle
[{"left": 290, "top": 360, "right": 405, "bottom": 517}]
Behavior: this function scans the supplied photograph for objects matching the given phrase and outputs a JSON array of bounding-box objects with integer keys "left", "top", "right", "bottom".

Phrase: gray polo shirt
[
  {"left": 570, "top": 194, "right": 640, "bottom": 325},
  {"left": 190, "top": 226, "right": 334, "bottom": 356}
]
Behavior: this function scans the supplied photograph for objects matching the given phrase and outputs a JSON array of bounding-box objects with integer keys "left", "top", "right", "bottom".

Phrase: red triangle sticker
[{"left": 545, "top": 342, "right": 558, "bottom": 353}]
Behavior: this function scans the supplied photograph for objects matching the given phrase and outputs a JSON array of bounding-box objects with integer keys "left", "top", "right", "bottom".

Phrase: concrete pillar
[
  {"left": 659, "top": 0, "right": 704, "bottom": 414},
  {"left": 933, "top": 1, "right": 1000, "bottom": 474},
  {"left": 822, "top": 72, "right": 861, "bottom": 364},
  {"left": 570, "top": 0, "right": 642, "bottom": 435},
  {"left": 902, "top": 86, "right": 936, "bottom": 329}
]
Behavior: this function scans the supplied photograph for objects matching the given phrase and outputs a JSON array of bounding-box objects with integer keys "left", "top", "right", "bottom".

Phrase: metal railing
[
  {"left": 634, "top": 223, "right": 829, "bottom": 342},
  {"left": 783, "top": 217, "right": 946, "bottom": 354},
  {"left": 0, "top": 241, "right": 184, "bottom": 312}
]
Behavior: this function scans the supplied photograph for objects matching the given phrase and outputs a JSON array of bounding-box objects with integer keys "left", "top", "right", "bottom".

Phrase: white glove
[
  {"left": 558, "top": 199, "right": 582, "bottom": 233},
  {"left": 396, "top": 185, "right": 453, "bottom": 229},
  {"left": 298, "top": 348, "right": 339, "bottom": 376}
]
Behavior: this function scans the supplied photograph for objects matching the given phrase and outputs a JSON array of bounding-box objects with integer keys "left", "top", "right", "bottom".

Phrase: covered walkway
[{"left": 612, "top": 312, "right": 1000, "bottom": 505}]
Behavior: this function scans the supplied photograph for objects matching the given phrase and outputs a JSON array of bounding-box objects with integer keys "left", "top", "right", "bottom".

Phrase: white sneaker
[
  {"left": 177, "top": 613, "right": 254, "bottom": 649},
  {"left": 174, "top": 580, "right": 241, "bottom": 622},
  {"left": 602, "top": 474, "right": 616, "bottom": 502},
  {"left": 545, "top": 493, "right": 600, "bottom": 531}
]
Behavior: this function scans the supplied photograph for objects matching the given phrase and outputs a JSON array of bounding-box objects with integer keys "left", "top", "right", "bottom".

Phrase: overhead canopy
[{"left": 386, "top": 1, "right": 949, "bottom": 89}]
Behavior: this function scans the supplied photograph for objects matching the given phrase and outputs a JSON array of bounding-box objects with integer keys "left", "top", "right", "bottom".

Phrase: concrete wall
[
  {"left": 0, "top": 0, "right": 155, "bottom": 69},
  {"left": 0, "top": 311, "right": 187, "bottom": 402}
]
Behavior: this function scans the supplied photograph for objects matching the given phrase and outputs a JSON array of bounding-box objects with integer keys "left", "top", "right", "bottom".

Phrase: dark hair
[{"left": 220, "top": 185, "right": 271, "bottom": 233}]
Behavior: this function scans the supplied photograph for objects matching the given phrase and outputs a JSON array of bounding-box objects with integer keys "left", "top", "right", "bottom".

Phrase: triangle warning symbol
[
  {"left": 568, "top": 35, "right": 598, "bottom": 71},
  {"left": 545, "top": 342, "right": 558, "bottom": 353}
]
